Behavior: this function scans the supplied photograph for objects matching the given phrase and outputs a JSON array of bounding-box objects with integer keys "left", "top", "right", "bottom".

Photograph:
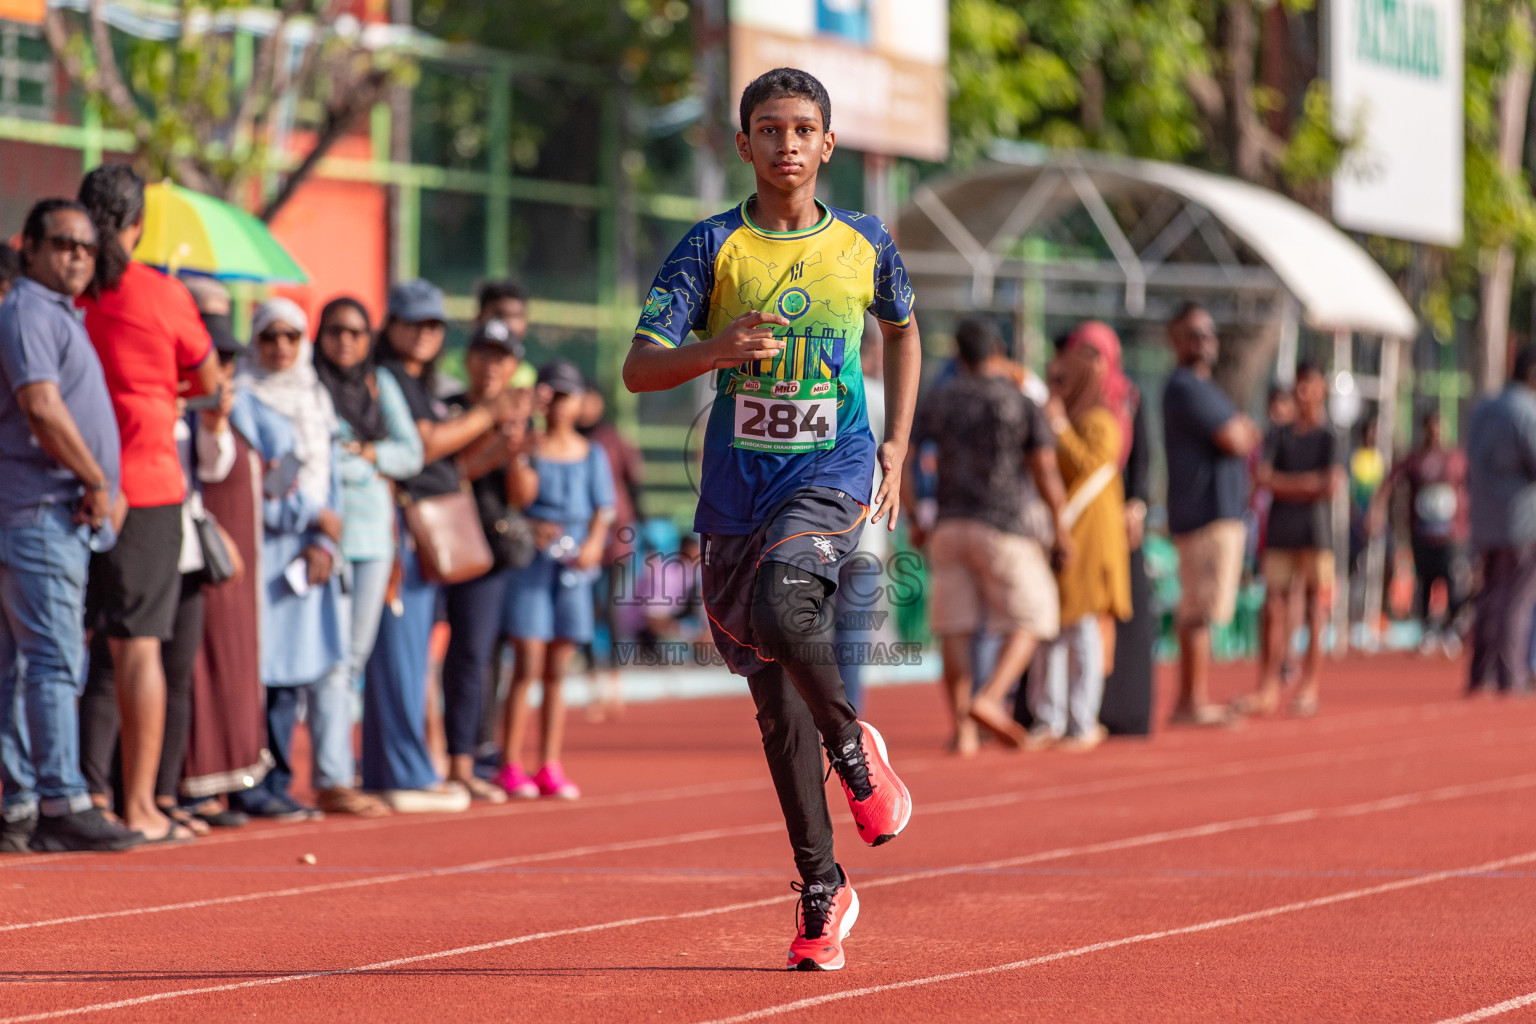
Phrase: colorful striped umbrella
[{"left": 132, "top": 181, "right": 309, "bottom": 284}]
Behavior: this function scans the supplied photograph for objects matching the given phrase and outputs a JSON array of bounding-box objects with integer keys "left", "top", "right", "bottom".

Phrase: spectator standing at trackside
[
  {"left": 907, "top": 319, "right": 1069, "bottom": 755},
  {"left": 311, "top": 296, "right": 422, "bottom": 818},
  {"left": 1371, "top": 410, "right": 1469, "bottom": 657},
  {"left": 0, "top": 199, "right": 140, "bottom": 852},
  {"left": 1161, "top": 302, "right": 1261, "bottom": 726},
  {"left": 1236, "top": 363, "right": 1343, "bottom": 719},
  {"left": 1465, "top": 347, "right": 1536, "bottom": 695},
  {"left": 1028, "top": 341, "right": 1130, "bottom": 752},
  {"left": 365, "top": 279, "right": 513, "bottom": 813},
  {"left": 471, "top": 281, "right": 535, "bottom": 774},
  {"left": 76, "top": 166, "right": 219, "bottom": 844},
  {"left": 229, "top": 299, "right": 349, "bottom": 822},
  {"left": 496, "top": 359, "right": 615, "bottom": 800},
  {"left": 440, "top": 319, "right": 530, "bottom": 804},
  {"left": 0, "top": 243, "right": 18, "bottom": 300}
]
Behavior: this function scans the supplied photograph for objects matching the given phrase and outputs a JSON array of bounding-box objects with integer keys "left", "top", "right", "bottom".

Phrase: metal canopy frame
[{"left": 896, "top": 146, "right": 1416, "bottom": 652}]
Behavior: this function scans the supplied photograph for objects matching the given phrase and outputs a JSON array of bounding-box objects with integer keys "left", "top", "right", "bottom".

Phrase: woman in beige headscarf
[{"left": 1026, "top": 345, "right": 1131, "bottom": 752}]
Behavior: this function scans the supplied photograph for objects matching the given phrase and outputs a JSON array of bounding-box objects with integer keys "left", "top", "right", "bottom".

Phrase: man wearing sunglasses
[{"left": 0, "top": 198, "right": 141, "bottom": 853}]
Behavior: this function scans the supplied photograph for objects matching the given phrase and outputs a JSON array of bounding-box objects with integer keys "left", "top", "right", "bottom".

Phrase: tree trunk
[
  {"left": 1223, "top": 0, "right": 1263, "bottom": 182},
  {"left": 1479, "top": 9, "right": 1535, "bottom": 393}
]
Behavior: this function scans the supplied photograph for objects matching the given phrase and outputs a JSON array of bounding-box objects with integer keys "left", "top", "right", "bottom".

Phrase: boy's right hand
[{"left": 707, "top": 311, "right": 790, "bottom": 368}]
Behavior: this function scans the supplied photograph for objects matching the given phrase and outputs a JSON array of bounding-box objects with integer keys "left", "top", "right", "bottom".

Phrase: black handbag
[
  {"left": 474, "top": 474, "right": 535, "bottom": 571},
  {"left": 194, "top": 511, "right": 236, "bottom": 586}
]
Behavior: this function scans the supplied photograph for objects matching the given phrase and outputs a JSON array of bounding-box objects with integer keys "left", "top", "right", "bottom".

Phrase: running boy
[{"left": 623, "top": 68, "right": 918, "bottom": 972}]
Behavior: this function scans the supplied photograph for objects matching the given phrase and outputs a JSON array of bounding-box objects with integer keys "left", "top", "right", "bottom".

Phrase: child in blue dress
[{"left": 496, "top": 359, "right": 614, "bottom": 799}]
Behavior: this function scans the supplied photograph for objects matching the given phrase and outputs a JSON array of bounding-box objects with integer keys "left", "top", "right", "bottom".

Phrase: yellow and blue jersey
[{"left": 634, "top": 198, "right": 915, "bottom": 534}]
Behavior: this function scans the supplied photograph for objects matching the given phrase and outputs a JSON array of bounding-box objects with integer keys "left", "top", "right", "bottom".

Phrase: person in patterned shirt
[{"left": 623, "top": 68, "right": 918, "bottom": 972}]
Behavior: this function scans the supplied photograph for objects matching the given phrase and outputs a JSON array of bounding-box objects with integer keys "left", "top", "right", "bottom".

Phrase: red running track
[{"left": 4, "top": 654, "right": 1536, "bottom": 1023}]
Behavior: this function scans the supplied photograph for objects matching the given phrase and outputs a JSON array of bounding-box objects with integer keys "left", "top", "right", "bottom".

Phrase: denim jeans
[
  {"left": 1028, "top": 615, "right": 1105, "bottom": 739},
  {"left": 361, "top": 538, "right": 440, "bottom": 792},
  {"left": 0, "top": 504, "right": 94, "bottom": 818}
]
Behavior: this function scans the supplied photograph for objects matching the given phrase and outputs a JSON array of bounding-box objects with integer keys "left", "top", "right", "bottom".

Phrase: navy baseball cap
[{"left": 386, "top": 278, "right": 447, "bottom": 324}]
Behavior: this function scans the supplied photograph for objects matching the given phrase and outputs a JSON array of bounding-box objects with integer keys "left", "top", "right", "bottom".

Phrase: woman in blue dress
[{"left": 497, "top": 359, "right": 614, "bottom": 800}]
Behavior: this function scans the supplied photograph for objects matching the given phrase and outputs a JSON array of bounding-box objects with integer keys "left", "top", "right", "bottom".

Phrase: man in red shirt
[{"left": 77, "top": 166, "right": 218, "bottom": 844}]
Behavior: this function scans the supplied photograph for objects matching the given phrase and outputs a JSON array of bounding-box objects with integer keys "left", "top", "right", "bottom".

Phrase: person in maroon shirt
[
  {"left": 1372, "top": 409, "right": 1471, "bottom": 656},
  {"left": 76, "top": 166, "right": 218, "bottom": 844}
]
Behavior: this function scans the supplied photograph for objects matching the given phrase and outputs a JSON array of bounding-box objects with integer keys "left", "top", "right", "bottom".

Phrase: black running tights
[{"left": 746, "top": 562, "right": 859, "bottom": 886}]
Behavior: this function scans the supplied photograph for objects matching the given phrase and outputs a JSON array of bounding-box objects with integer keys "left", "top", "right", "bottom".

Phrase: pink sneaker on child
[
  {"left": 495, "top": 763, "right": 539, "bottom": 800},
  {"left": 534, "top": 761, "right": 580, "bottom": 800}
]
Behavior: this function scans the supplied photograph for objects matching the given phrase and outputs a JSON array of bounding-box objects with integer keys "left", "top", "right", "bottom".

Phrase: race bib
[
  {"left": 1415, "top": 483, "right": 1458, "bottom": 534},
  {"left": 732, "top": 377, "right": 838, "bottom": 453}
]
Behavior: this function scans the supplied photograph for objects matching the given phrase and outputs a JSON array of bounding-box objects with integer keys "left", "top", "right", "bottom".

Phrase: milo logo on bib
[{"left": 732, "top": 376, "right": 838, "bottom": 454}]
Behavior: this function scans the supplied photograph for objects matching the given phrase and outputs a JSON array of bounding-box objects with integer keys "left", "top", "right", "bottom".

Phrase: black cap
[
  {"left": 536, "top": 358, "right": 586, "bottom": 396},
  {"left": 469, "top": 318, "right": 525, "bottom": 360},
  {"left": 201, "top": 312, "right": 241, "bottom": 357}
]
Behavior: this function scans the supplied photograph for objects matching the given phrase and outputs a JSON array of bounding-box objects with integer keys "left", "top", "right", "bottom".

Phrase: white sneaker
[
  {"left": 1441, "top": 633, "right": 1463, "bottom": 658},
  {"left": 380, "top": 783, "right": 471, "bottom": 814}
]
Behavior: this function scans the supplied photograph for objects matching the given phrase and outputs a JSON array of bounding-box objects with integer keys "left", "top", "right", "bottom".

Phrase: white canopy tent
[{"left": 896, "top": 145, "right": 1419, "bottom": 649}]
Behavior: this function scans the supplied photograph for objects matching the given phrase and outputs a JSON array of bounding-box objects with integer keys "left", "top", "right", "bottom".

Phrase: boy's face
[
  {"left": 735, "top": 96, "right": 835, "bottom": 193},
  {"left": 1295, "top": 371, "right": 1326, "bottom": 412}
]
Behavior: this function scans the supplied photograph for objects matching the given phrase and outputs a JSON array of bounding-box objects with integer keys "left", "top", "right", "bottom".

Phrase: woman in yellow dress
[{"left": 1027, "top": 344, "right": 1132, "bottom": 751}]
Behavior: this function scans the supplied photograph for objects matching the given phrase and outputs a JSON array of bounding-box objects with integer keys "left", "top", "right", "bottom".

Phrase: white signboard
[
  {"left": 1331, "top": 0, "right": 1463, "bottom": 246},
  {"left": 730, "top": 0, "right": 948, "bottom": 161}
]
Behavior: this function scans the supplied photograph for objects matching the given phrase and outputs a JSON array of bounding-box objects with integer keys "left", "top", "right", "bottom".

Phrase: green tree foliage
[{"left": 44, "top": 0, "right": 404, "bottom": 218}]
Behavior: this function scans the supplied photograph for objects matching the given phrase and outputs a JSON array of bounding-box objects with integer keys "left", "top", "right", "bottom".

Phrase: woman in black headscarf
[{"left": 308, "top": 297, "right": 424, "bottom": 817}]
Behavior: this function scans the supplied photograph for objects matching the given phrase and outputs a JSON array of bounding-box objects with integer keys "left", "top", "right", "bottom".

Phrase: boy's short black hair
[
  {"left": 955, "top": 319, "right": 1002, "bottom": 368},
  {"left": 738, "top": 67, "right": 832, "bottom": 134},
  {"left": 1294, "top": 361, "right": 1324, "bottom": 381},
  {"left": 477, "top": 278, "right": 527, "bottom": 311}
]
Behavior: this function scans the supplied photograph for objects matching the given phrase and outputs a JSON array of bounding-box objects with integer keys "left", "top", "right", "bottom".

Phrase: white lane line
[
  {"left": 0, "top": 892, "right": 796, "bottom": 1024},
  {"left": 0, "top": 777, "right": 776, "bottom": 868},
  {"left": 0, "top": 824, "right": 779, "bottom": 934},
  {"left": 4, "top": 733, "right": 1532, "bottom": 934},
  {"left": 1431, "top": 992, "right": 1536, "bottom": 1024},
  {"left": 6, "top": 772, "right": 1535, "bottom": 1021},
  {"left": 697, "top": 847, "right": 1536, "bottom": 1024},
  {"left": 3, "top": 691, "right": 1514, "bottom": 870}
]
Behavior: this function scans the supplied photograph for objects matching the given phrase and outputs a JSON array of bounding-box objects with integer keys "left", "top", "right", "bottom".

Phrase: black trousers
[
  {"left": 746, "top": 562, "right": 859, "bottom": 887},
  {"left": 1469, "top": 544, "right": 1536, "bottom": 692},
  {"left": 442, "top": 568, "right": 509, "bottom": 757},
  {"left": 1413, "top": 541, "right": 1468, "bottom": 629}
]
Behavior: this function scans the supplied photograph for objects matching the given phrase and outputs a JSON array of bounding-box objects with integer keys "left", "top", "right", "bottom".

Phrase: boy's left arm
[{"left": 872, "top": 317, "right": 921, "bottom": 530}]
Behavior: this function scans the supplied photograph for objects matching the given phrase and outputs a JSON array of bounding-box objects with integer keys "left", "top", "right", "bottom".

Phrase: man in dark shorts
[
  {"left": 1239, "top": 363, "right": 1342, "bottom": 718},
  {"left": 1161, "top": 302, "right": 1260, "bottom": 726},
  {"left": 77, "top": 166, "right": 219, "bottom": 844},
  {"left": 1373, "top": 410, "right": 1469, "bottom": 656},
  {"left": 908, "top": 319, "right": 1068, "bottom": 755},
  {"left": 623, "top": 68, "right": 918, "bottom": 972}
]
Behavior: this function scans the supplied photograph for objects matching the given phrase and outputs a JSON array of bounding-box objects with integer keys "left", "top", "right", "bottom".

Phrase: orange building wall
[{"left": 267, "top": 134, "right": 388, "bottom": 327}]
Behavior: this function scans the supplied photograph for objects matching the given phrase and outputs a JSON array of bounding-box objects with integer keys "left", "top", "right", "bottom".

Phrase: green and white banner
[{"left": 1331, "top": 0, "right": 1464, "bottom": 246}]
